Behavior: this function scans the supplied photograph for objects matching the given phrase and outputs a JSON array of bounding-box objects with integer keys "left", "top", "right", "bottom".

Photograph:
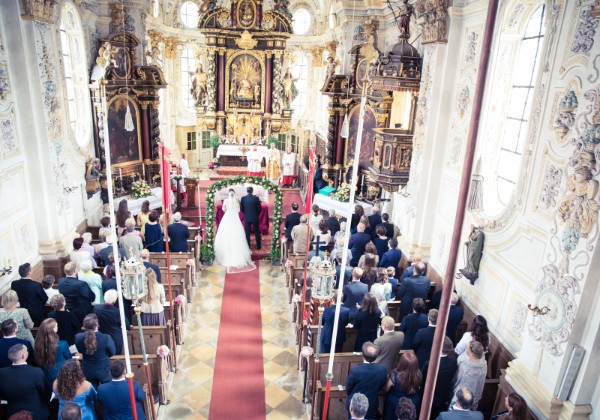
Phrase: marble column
[
  {"left": 265, "top": 54, "right": 273, "bottom": 114},
  {"left": 271, "top": 53, "right": 282, "bottom": 115},
  {"left": 206, "top": 47, "right": 217, "bottom": 114},
  {"left": 217, "top": 48, "right": 226, "bottom": 112}
]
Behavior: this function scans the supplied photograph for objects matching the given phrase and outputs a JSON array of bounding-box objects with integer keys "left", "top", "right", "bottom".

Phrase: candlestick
[
  {"left": 119, "top": 168, "right": 123, "bottom": 179},
  {"left": 142, "top": 163, "right": 146, "bottom": 178}
]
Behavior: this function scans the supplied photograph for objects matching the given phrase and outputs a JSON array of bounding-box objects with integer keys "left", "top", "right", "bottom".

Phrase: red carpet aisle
[{"left": 208, "top": 267, "right": 266, "bottom": 419}]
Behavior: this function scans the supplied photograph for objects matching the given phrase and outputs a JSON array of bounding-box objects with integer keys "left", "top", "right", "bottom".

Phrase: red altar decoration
[{"left": 215, "top": 203, "right": 269, "bottom": 235}]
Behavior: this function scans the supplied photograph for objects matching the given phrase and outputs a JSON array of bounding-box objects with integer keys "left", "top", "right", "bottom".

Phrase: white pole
[{"left": 100, "top": 81, "right": 133, "bottom": 374}]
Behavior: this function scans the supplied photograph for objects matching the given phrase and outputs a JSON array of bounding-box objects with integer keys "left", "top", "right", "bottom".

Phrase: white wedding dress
[{"left": 214, "top": 193, "right": 256, "bottom": 273}]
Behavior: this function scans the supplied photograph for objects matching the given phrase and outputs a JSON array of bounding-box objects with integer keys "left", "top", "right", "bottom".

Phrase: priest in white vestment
[
  {"left": 282, "top": 146, "right": 296, "bottom": 187},
  {"left": 265, "top": 143, "right": 281, "bottom": 184},
  {"left": 247, "top": 146, "right": 263, "bottom": 176}
]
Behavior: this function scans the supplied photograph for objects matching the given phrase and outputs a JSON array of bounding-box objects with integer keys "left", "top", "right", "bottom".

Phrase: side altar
[{"left": 194, "top": 0, "right": 295, "bottom": 143}]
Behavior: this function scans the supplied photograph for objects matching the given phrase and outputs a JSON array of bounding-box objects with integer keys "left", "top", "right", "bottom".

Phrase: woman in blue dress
[
  {"left": 34, "top": 318, "right": 72, "bottom": 384},
  {"left": 53, "top": 359, "right": 98, "bottom": 420},
  {"left": 144, "top": 210, "right": 165, "bottom": 252},
  {"left": 383, "top": 352, "right": 422, "bottom": 420},
  {"left": 353, "top": 294, "right": 382, "bottom": 352}
]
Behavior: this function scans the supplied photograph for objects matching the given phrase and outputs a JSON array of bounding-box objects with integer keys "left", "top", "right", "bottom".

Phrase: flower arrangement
[
  {"left": 333, "top": 185, "right": 350, "bottom": 202},
  {"left": 205, "top": 176, "right": 283, "bottom": 261},
  {"left": 285, "top": 259, "right": 293, "bottom": 269},
  {"left": 131, "top": 180, "right": 152, "bottom": 199},
  {"left": 156, "top": 345, "right": 170, "bottom": 358},
  {"left": 174, "top": 295, "right": 185, "bottom": 305}
]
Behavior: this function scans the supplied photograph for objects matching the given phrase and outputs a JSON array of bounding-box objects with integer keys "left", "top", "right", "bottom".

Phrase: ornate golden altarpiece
[{"left": 195, "top": 0, "right": 294, "bottom": 141}]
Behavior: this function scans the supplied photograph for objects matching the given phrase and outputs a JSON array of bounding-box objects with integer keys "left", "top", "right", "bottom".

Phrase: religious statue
[
  {"left": 281, "top": 146, "right": 296, "bottom": 187},
  {"left": 237, "top": 77, "right": 254, "bottom": 99},
  {"left": 247, "top": 145, "right": 262, "bottom": 176},
  {"left": 282, "top": 68, "right": 298, "bottom": 109},
  {"left": 324, "top": 56, "right": 338, "bottom": 82},
  {"left": 557, "top": 164, "right": 600, "bottom": 238},
  {"left": 145, "top": 46, "right": 163, "bottom": 67},
  {"left": 96, "top": 42, "right": 116, "bottom": 70},
  {"left": 85, "top": 157, "right": 102, "bottom": 197},
  {"left": 191, "top": 64, "right": 208, "bottom": 106},
  {"left": 397, "top": 0, "right": 412, "bottom": 39},
  {"left": 265, "top": 143, "right": 281, "bottom": 183},
  {"left": 458, "top": 224, "right": 485, "bottom": 284}
]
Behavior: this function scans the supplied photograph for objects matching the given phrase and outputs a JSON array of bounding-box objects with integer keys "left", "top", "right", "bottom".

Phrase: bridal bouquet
[{"left": 131, "top": 180, "right": 152, "bottom": 199}]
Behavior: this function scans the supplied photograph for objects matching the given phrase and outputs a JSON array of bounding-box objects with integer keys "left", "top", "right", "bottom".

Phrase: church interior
[{"left": 1, "top": 0, "right": 600, "bottom": 418}]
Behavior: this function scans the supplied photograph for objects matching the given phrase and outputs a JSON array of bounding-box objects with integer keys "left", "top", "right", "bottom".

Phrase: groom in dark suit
[{"left": 240, "top": 186, "right": 262, "bottom": 250}]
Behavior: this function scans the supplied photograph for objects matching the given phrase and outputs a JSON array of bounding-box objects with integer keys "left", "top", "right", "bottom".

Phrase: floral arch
[{"left": 205, "top": 176, "right": 284, "bottom": 261}]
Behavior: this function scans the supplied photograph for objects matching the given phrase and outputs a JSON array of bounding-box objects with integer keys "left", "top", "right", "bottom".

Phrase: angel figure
[
  {"left": 557, "top": 165, "right": 600, "bottom": 238},
  {"left": 324, "top": 56, "right": 339, "bottom": 81}
]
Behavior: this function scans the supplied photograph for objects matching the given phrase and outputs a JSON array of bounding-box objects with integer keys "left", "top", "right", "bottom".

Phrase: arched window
[
  {"left": 59, "top": 3, "right": 92, "bottom": 147},
  {"left": 496, "top": 5, "right": 546, "bottom": 204},
  {"left": 180, "top": 1, "right": 199, "bottom": 28},
  {"left": 292, "top": 8, "right": 311, "bottom": 35},
  {"left": 181, "top": 47, "right": 197, "bottom": 109},
  {"left": 292, "top": 52, "right": 308, "bottom": 118}
]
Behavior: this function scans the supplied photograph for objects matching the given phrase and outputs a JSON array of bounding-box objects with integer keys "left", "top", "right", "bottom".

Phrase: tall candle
[
  {"left": 119, "top": 168, "right": 123, "bottom": 179},
  {"left": 142, "top": 163, "right": 146, "bottom": 178}
]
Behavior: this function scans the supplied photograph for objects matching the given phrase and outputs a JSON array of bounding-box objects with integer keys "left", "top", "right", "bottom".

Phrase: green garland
[{"left": 205, "top": 176, "right": 284, "bottom": 261}]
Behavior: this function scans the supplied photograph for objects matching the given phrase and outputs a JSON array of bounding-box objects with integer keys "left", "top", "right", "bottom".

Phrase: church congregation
[{"left": 1, "top": 0, "right": 600, "bottom": 419}]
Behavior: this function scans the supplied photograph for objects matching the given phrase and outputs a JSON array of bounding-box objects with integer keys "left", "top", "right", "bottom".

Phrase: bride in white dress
[{"left": 214, "top": 189, "right": 256, "bottom": 273}]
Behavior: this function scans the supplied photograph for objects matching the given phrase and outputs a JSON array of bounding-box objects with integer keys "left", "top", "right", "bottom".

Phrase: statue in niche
[
  {"left": 239, "top": 0, "right": 255, "bottom": 27},
  {"left": 191, "top": 63, "right": 208, "bottom": 105},
  {"left": 458, "top": 224, "right": 485, "bottom": 284},
  {"left": 282, "top": 68, "right": 298, "bottom": 108}
]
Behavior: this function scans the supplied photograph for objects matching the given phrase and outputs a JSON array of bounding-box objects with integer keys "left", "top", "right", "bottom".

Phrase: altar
[
  {"left": 114, "top": 187, "right": 174, "bottom": 216},
  {"left": 216, "top": 145, "right": 267, "bottom": 158},
  {"left": 313, "top": 194, "right": 373, "bottom": 219}
]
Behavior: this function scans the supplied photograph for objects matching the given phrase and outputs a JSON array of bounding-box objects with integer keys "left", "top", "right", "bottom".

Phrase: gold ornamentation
[
  {"left": 96, "top": 42, "right": 116, "bottom": 69},
  {"left": 310, "top": 47, "right": 324, "bottom": 64},
  {"left": 237, "top": 0, "right": 257, "bottom": 29},
  {"left": 324, "top": 40, "right": 338, "bottom": 59},
  {"left": 414, "top": 0, "right": 449, "bottom": 44},
  {"left": 235, "top": 30, "right": 258, "bottom": 50},
  {"left": 592, "top": 0, "right": 600, "bottom": 19},
  {"left": 164, "top": 37, "right": 179, "bottom": 59},
  {"left": 147, "top": 30, "right": 164, "bottom": 49},
  {"left": 20, "top": 0, "right": 57, "bottom": 23}
]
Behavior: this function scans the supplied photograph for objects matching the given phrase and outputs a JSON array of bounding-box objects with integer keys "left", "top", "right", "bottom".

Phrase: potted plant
[
  {"left": 210, "top": 134, "right": 220, "bottom": 158},
  {"left": 200, "top": 244, "right": 214, "bottom": 265}
]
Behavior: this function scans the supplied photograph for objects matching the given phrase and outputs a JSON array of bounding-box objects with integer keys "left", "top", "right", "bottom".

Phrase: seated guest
[
  {"left": 345, "top": 342, "right": 388, "bottom": 420},
  {"left": 75, "top": 314, "right": 116, "bottom": 387},
  {"left": 140, "top": 268, "right": 166, "bottom": 326},
  {"left": 141, "top": 249, "right": 161, "bottom": 283},
  {"left": 439, "top": 386, "right": 484, "bottom": 420},
  {"left": 374, "top": 316, "right": 404, "bottom": 372},
  {"left": 358, "top": 242, "right": 380, "bottom": 268},
  {"left": 395, "top": 397, "right": 417, "bottom": 420},
  {"left": 412, "top": 309, "right": 438, "bottom": 369},
  {"left": 350, "top": 204, "right": 364, "bottom": 234},
  {"left": 398, "top": 298, "right": 429, "bottom": 349},
  {"left": 422, "top": 337, "right": 458, "bottom": 418},
  {"left": 491, "top": 392, "right": 527, "bottom": 420},
  {"left": 81, "top": 233, "right": 96, "bottom": 260},
  {"left": 386, "top": 267, "right": 399, "bottom": 301},
  {"left": 368, "top": 206, "right": 382, "bottom": 239},
  {"left": 379, "top": 238, "right": 402, "bottom": 276},
  {"left": 34, "top": 318, "right": 72, "bottom": 384},
  {"left": 320, "top": 295, "right": 350, "bottom": 353},
  {"left": 0, "top": 290, "right": 34, "bottom": 345},
  {"left": 342, "top": 268, "right": 367, "bottom": 323},
  {"left": 283, "top": 202, "right": 301, "bottom": 240},
  {"left": 399, "top": 253, "right": 427, "bottom": 282},
  {"left": 168, "top": 212, "right": 190, "bottom": 252},
  {"left": 373, "top": 226, "right": 389, "bottom": 260},
  {"left": 348, "top": 223, "right": 371, "bottom": 266},
  {"left": 99, "top": 235, "right": 125, "bottom": 267},
  {"left": 446, "top": 293, "right": 465, "bottom": 344},
  {"left": 98, "top": 360, "right": 146, "bottom": 420},
  {"left": 324, "top": 209, "right": 340, "bottom": 240},
  {"left": 53, "top": 359, "right": 97, "bottom": 419},
  {"left": 98, "top": 216, "right": 112, "bottom": 239},
  {"left": 455, "top": 315, "right": 490, "bottom": 364},
  {"left": 314, "top": 219, "right": 331, "bottom": 252},
  {"left": 353, "top": 294, "right": 382, "bottom": 353},
  {"left": 11, "top": 262, "right": 48, "bottom": 326},
  {"left": 58, "top": 262, "right": 95, "bottom": 324},
  {"left": 70, "top": 237, "right": 97, "bottom": 269},
  {"left": 42, "top": 275, "right": 59, "bottom": 303},
  {"left": 309, "top": 204, "right": 323, "bottom": 233},
  {"left": 454, "top": 341, "right": 487, "bottom": 409},
  {"left": 398, "top": 262, "right": 430, "bottom": 320},
  {"left": 78, "top": 260, "right": 103, "bottom": 305},
  {"left": 0, "top": 343, "right": 52, "bottom": 419},
  {"left": 0, "top": 319, "right": 34, "bottom": 367},
  {"left": 349, "top": 392, "right": 369, "bottom": 420},
  {"left": 359, "top": 254, "right": 378, "bottom": 291},
  {"left": 291, "top": 215, "right": 312, "bottom": 254},
  {"left": 93, "top": 232, "right": 110, "bottom": 259},
  {"left": 119, "top": 218, "right": 143, "bottom": 259},
  {"left": 377, "top": 212, "right": 395, "bottom": 239},
  {"left": 93, "top": 290, "right": 130, "bottom": 355},
  {"left": 144, "top": 210, "right": 165, "bottom": 252},
  {"left": 48, "top": 294, "right": 81, "bottom": 346},
  {"left": 383, "top": 352, "right": 422, "bottom": 420},
  {"left": 61, "top": 402, "right": 83, "bottom": 420}
]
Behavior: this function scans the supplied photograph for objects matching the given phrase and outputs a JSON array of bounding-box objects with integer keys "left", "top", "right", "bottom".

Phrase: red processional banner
[
  {"left": 305, "top": 147, "right": 316, "bottom": 212},
  {"left": 159, "top": 143, "right": 171, "bottom": 215}
]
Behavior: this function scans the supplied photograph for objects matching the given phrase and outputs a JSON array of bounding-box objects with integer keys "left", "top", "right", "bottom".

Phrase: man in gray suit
[
  {"left": 374, "top": 316, "right": 404, "bottom": 372},
  {"left": 436, "top": 386, "right": 484, "bottom": 420},
  {"left": 119, "top": 218, "right": 143, "bottom": 259}
]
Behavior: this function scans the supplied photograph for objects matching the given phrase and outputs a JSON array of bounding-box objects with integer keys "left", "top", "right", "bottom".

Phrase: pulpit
[{"left": 184, "top": 178, "right": 199, "bottom": 209}]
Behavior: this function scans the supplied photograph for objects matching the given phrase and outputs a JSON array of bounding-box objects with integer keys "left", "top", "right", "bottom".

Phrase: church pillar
[
  {"left": 325, "top": 108, "right": 337, "bottom": 166},
  {"left": 216, "top": 48, "right": 226, "bottom": 113},
  {"left": 271, "top": 53, "right": 282, "bottom": 116},
  {"left": 140, "top": 102, "right": 151, "bottom": 161},
  {"left": 335, "top": 110, "right": 344, "bottom": 166},
  {"left": 256, "top": 0, "right": 263, "bottom": 28},
  {"left": 205, "top": 46, "right": 217, "bottom": 128},
  {"left": 265, "top": 54, "right": 273, "bottom": 114}
]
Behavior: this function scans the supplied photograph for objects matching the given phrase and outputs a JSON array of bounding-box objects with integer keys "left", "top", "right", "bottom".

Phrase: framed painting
[
  {"left": 106, "top": 95, "right": 142, "bottom": 167},
  {"left": 345, "top": 104, "right": 376, "bottom": 169}
]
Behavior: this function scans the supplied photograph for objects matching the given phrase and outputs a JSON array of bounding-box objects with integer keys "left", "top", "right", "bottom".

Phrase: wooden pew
[
  {"left": 151, "top": 252, "right": 195, "bottom": 302},
  {"left": 305, "top": 353, "right": 364, "bottom": 408},
  {"left": 149, "top": 251, "right": 194, "bottom": 268},
  {"left": 387, "top": 301, "right": 400, "bottom": 321},
  {"left": 111, "top": 354, "right": 172, "bottom": 405},
  {"left": 159, "top": 267, "right": 188, "bottom": 303},
  {"left": 126, "top": 321, "right": 174, "bottom": 357},
  {"left": 306, "top": 323, "right": 401, "bottom": 356},
  {"left": 174, "top": 299, "right": 186, "bottom": 345}
]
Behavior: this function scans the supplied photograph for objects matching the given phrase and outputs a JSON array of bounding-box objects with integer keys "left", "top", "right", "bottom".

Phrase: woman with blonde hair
[
  {"left": 53, "top": 359, "right": 97, "bottom": 419},
  {"left": 140, "top": 268, "right": 166, "bottom": 326},
  {"left": 75, "top": 314, "right": 115, "bottom": 387},
  {"left": 0, "top": 290, "right": 34, "bottom": 345},
  {"left": 137, "top": 199, "right": 151, "bottom": 236},
  {"left": 34, "top": 318, "right": 72, "bottom": 384}
]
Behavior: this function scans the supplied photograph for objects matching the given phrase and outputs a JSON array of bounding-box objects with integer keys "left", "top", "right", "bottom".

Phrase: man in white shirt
[{"left": 180, "top": 153, "right": 190, "bottom": 178}]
